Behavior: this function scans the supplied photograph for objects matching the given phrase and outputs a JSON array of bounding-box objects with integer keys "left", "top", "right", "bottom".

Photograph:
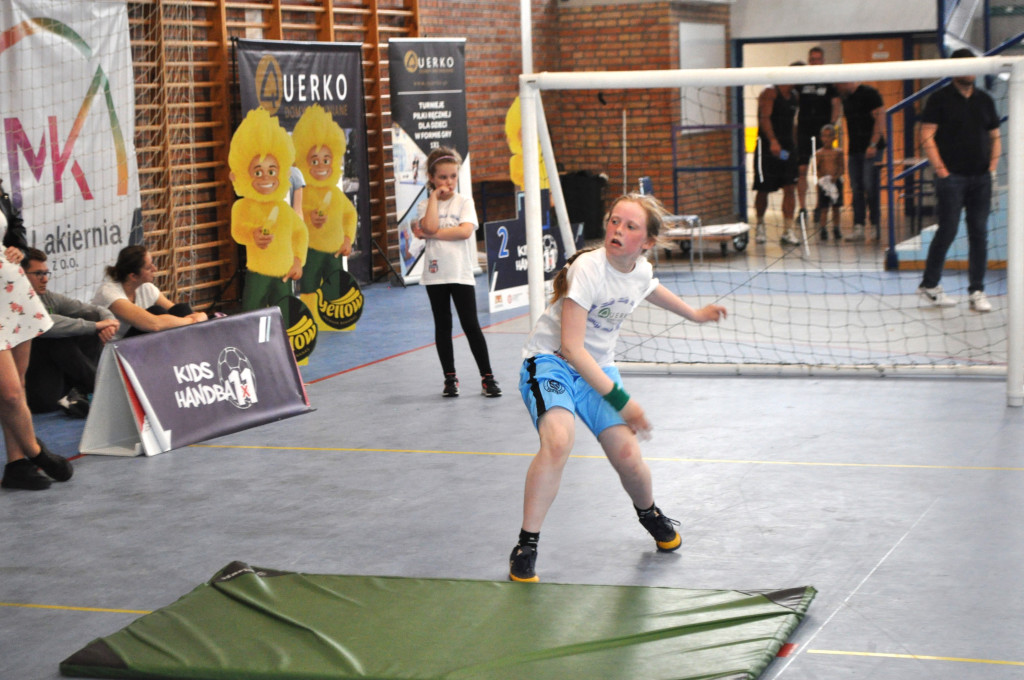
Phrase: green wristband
[{"left": 603, "top": 384, "right": 630, "bottom": 411}]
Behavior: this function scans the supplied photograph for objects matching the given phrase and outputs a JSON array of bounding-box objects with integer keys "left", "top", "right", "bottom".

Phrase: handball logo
[
  {"left": 544, "top": 380, "right": 565, "bottom": 394},
  {"left": 542, "top": 234, "right": 559, "bottom": 273},
  {"left": 255, "top": 55, "right": 284, "bottom": 115},
  {"left": 217, "top": 347, "right": 258, "bottom": 409},
  {"left": 404, "top": 50, "right": 420, "bottom": 73}
]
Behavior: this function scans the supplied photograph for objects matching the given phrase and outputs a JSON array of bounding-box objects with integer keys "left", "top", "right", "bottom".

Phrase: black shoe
[
  {"left": 833, "top": 229, "right": 843, "bottom": 241},
  {"left": 819, "top": 228, "right": 828, "bottom": 242},
  {"left": 638, "top": 506, "right": 682, "bottom": 552},
  {"left": 509, "top": 544, "right": 539, "bottom": 582},
  {"left": 28, "top": 438, "right": 73, "bottom": 482},
  {"left": 481, "top": 374, "right": 502, "bottom": 398},
  {"left": 60, "top": 396, "right": 90, "bottom": 419},
  {"left": 442, "top": 374, "right": 459, "bottom": 398},
  {"left": 1, "top": 459, "right": 52, "bottom": 490}
]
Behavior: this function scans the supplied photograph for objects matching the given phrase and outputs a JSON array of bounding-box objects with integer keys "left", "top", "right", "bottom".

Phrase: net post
[
  {"left": 536, "top": 95, "right": 576, "bottom": 258},
  {"left": 1006, "top": 60, "right": 1024, "bottom": 406},
  {"left": 520, "top": 76, "right": 546, "bottom": 329}
]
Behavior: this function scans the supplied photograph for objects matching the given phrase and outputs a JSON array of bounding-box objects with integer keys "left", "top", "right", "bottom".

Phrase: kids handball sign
[
  {"left": 81, "top": 309, "right": 310, "bottom": 457},
  {"left": 0, "top": 2, "right": 141, "bottom": 297}
]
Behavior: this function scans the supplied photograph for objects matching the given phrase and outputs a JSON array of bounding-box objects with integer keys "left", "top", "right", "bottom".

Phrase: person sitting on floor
[
  {"left": 91, "top": 245, "right": 207, "bottom": 339},
  {"left": 22, "top": 248, "right": 119, "bottom": 418}
]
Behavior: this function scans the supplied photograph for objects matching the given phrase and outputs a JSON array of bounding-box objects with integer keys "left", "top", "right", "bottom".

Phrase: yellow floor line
[
  {"left": 0, "top": 601, "right": 151, "bottom": 615},
  {"left": 808, "top": 649, "right": 1024, "bottom": 666},
  {"left": 195, "top": 444, "right": 1024, "bottom": 471}
]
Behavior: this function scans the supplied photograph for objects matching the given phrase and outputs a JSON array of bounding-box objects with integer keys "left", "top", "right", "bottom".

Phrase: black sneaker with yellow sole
[
  {"left": 508, "top": 544, "right": 539, "bottom": 582},
  {"left": 638, "top": 506, "right": 681, "bottom": 552}
]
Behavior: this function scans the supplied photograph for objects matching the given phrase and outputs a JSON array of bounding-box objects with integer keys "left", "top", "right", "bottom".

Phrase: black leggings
[{"left": 425, "top": 283, "right": 492, "bottom": 377}]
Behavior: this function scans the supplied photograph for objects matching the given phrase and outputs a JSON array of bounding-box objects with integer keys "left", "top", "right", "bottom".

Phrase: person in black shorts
[
  {"left": 753, "top": 73, "right": 800, "bottom": 246},
  {"left": 813, "top": 124, "right": 845, "bottom": 241}
]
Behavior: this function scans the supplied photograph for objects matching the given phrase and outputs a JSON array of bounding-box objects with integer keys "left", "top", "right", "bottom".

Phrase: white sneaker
[
  {"left": 968, "top": 290, "right": 992, "bottom": 312},
  {"left": 848, "top": 224, "right": 865, "bottom": 242},
  {"left": 755, "top": 222, "right": 766, "bottom": 244},
  {"left": 780, "top": 230, "right": 800, "bottom": 246},
  {"left": 918, "top": 285, "right": 957, "bottom": 308}
]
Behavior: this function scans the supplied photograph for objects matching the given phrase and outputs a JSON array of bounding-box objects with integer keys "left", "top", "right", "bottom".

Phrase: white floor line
[{"left": 768, "top": 497, "right": 938, "bottom": 678}]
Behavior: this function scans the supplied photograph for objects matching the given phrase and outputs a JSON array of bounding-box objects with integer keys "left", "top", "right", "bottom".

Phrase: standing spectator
[
  {"left": 838, "top": 80, "right": 886, "bottom": 242},
  {"left": 0, "top": 177, "right": 73, "bottom": 491},
  {"left": 753, "top": 75, "right": 800, "bottom": 247},
  {"left": 813, "top": 124, "right": 845, "bottom": 241},
  {"left": 412, "top": 146, "right": 501, "bottom": 398},
  {"left": 22, "top": 248, "right": 119, "bottom": 417},
  {"left": 796, "top": 47, "right": 841, "bottom": 237},
  {"left": 917, "top": 49, "right": 1001, "bottom": 312}
]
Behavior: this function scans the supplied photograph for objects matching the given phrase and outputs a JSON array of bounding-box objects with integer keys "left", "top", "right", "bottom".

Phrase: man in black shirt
[
  {"left": 917, "top": 48, "right": 1001, "bottom": 312},
  {"left": 837, "top": 80, "right": 886, "bottom": 242}
]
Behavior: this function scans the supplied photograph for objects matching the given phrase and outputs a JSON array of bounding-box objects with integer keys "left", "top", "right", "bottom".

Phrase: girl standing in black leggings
[{"left": 411, "top": 147, "right": 500, "bottom": 398}]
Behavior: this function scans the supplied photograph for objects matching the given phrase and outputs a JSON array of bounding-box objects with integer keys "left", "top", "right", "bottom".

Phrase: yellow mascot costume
[
  {"left": 505, "top": 96, "right": 550, "bottom": 191},
  {"left": 292, "top": 104, "right": 362, "bottom": 331},
  {"left": 229, "top": 107, "right": 315, "bottom": 359}
]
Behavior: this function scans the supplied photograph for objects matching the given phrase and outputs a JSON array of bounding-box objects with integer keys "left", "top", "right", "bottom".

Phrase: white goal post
[{"left": 518, "top": 57, "right": 1024, "bottom": 406}]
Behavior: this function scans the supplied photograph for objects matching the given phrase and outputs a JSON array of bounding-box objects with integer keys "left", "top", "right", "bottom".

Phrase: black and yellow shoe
[
  {"left": 638, "top": 506, "right": 681, "bottom": 552},
  {"left": 508, "top": 544, "right": 539, "bottom": 582}
]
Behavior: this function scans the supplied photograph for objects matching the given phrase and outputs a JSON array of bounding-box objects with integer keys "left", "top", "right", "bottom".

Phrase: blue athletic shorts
[{"left": 519, "top": 353, "right": 625, "bottom": 437}]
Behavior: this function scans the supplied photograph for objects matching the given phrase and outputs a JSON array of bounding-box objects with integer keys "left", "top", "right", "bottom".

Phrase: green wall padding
[{"left": 61, "top": 561, "right": 815, "bottom": 680}]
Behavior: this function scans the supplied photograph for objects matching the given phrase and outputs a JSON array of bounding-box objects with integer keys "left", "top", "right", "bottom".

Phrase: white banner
[{"left": 0, "top": 1, "right": 140, "bottom": 298}]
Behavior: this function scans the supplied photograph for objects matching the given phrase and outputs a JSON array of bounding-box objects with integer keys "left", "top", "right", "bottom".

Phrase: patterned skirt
[{"left": 0, "top": 256, "right": 52, "bottom": 351}]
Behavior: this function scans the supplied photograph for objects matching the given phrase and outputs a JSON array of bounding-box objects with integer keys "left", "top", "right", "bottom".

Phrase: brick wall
[{"left": 418, "top": 0, "right": 733, "bottom": 224}]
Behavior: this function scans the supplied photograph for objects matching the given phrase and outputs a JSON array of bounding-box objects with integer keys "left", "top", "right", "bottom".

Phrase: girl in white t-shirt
[
  {"left": 412, "top": 147, "right": 500, "bottom": 398},
  {"left": 509, "top": 193, "right": 728, "bottom": 582},
  {"left": 92, "top": 245, "right": 207, "bottom": 340}
]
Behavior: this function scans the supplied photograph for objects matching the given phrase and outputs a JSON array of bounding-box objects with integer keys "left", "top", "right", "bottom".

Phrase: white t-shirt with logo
[
  {"left": 415, "top": 193, "right": 479, "bottom": 286},
  {"left": 92, "top": 280, "right": 162, "bottom": 339},
  {"left": 522, "top": 248, "right": 659, "bottom": 367}
]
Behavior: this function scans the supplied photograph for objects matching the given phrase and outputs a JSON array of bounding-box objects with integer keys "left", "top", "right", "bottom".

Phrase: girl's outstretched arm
[
  {"left": 646, "top": 284, "right": 727, "bottom": 323},
  {"left": 560, "top": 299, "right": 651, "bottom": 437}
]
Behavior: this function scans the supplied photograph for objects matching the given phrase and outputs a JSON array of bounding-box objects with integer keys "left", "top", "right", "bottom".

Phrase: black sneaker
[
  {"left": 1, "top": 459, "right": 52, "bottom": 491},
  {"left": 28, "top": 438, "right": 73, "bottom": 482},
  {"left": 481, "top": 374, "right": 502, "bottom": 398},
  {"left": 833, "top": 229, "right": 843, "bottom": 242},
  {"left": 819, "top": 228, "right": 828, "bottom": 242},
  {"left": 638, "top": 506, "right": 682, "bottom": 552},
  {"left": 60, "top": 396, "right": 90, "bottom": 419},
  {"left": 509, "top": 544, "right": 539, "bottom": 582},
  {"left": 442, "top": 374, "right": 459, "bottom": 398}
]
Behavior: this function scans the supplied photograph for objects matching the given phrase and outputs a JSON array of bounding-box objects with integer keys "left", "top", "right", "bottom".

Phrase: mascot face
[
  {"left": 306, "top": 146, "right": 334, "bottom": 183},
  {"left": 292, "top": 104, "right": 345, "bottom": 188},
  {"left": 228, "top": 107, "right": 294, "bottom": 203},
  {"left": 249, "top": 154, "right": 282, "bottom": 196}
]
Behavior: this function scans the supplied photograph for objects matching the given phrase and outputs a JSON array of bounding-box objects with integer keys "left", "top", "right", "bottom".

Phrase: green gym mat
[{"left": 61, "top": 561, "right": 815, "bottom": 680}]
